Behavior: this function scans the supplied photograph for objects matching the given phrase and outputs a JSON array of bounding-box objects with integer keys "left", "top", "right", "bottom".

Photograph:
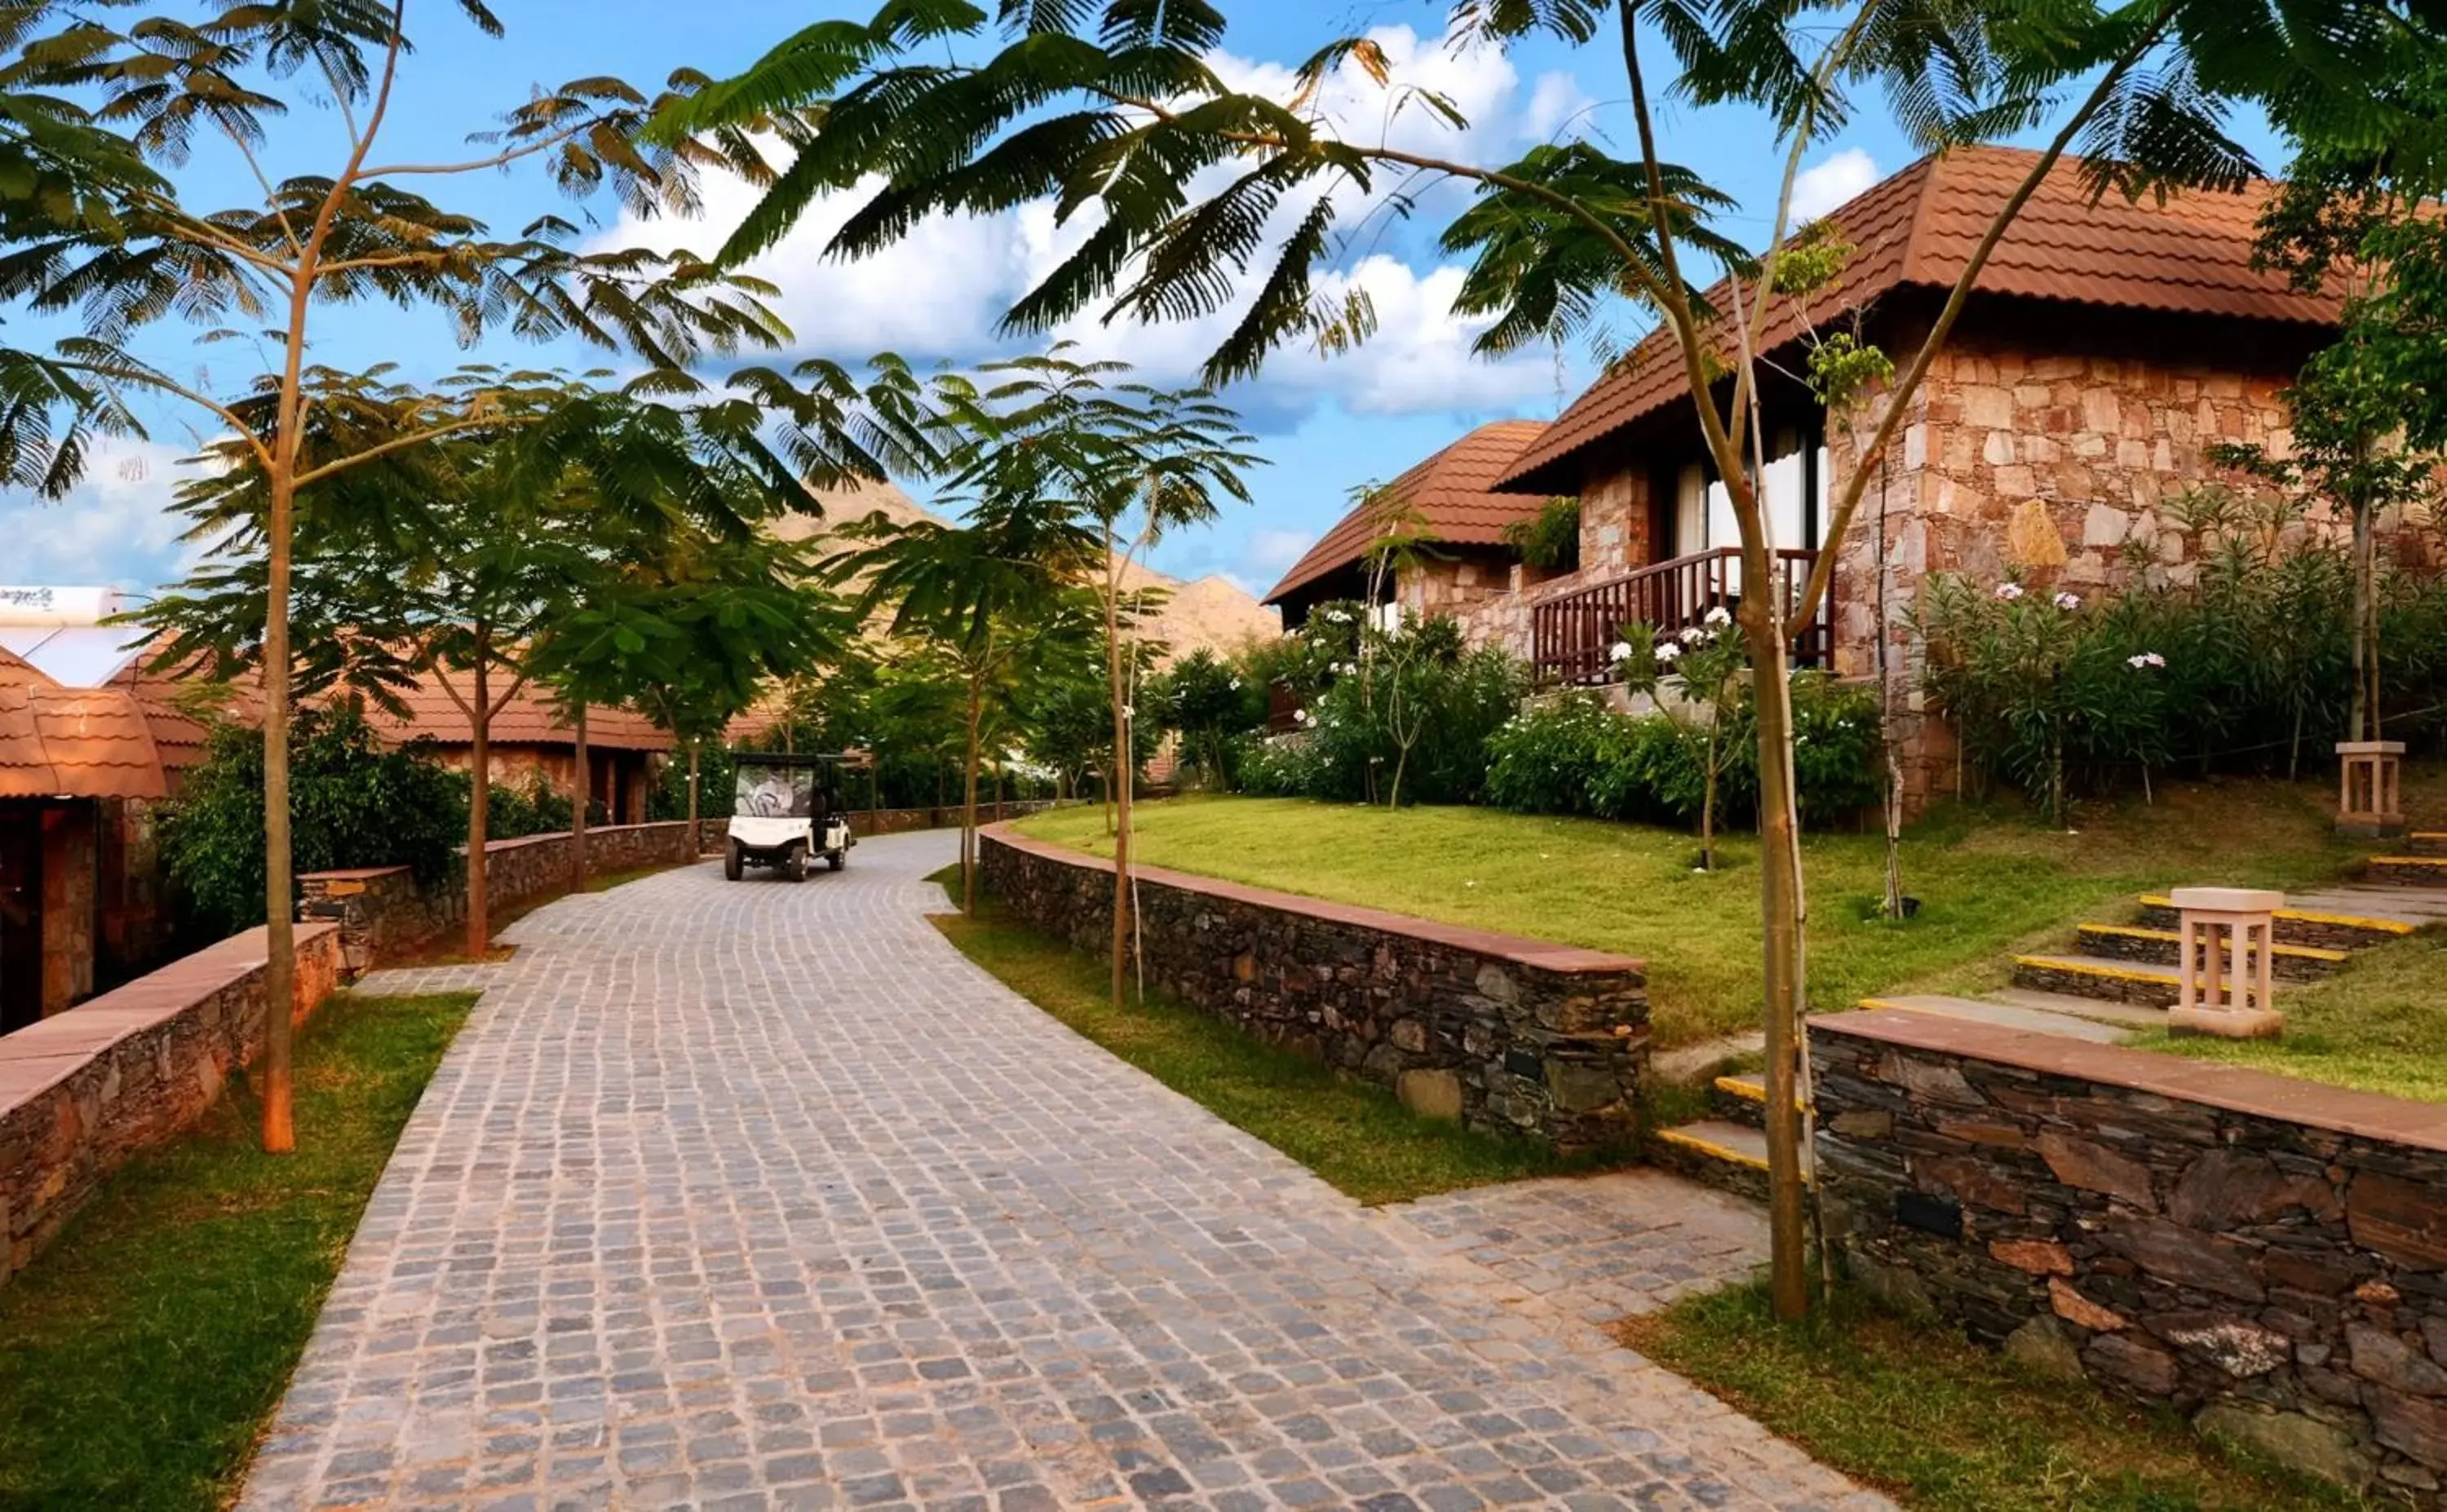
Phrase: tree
[
  {"left": 0, "top": 1, "right": 803, "bottom": 1153},
  {"left": 927, "top": 354, "right": 1255, "bottom": 1001},
  {"left": 1153, "top": 648, "right": 1260, "bottom": 789},
  {"left": 831, "top": 508, "right": 1092, "bottom": 913},
  {"left": 666, "top": 0, "right": 2426, "bottom": 1315}
]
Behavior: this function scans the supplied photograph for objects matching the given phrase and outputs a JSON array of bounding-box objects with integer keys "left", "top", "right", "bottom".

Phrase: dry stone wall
[
  {"left": 0, "top": 922, "right": 341, "bottom": 1288},
  {"left": 979, "top": 825, "right": 1648, "bottom": 1152},
  {"left": 1812, "top": 1008, "right": 2447, "bottom": 1503}
]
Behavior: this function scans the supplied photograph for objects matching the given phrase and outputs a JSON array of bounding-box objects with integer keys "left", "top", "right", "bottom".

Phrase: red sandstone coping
[
  {"left": 0, "top": 922, "right": 340, "bottom": 1113},
  {"left": 1812, "top": 1008, "right": 2447, "bottom": 1155},
  {"left": 982, "top": 824, "right": 1645, "bottom": 977}
]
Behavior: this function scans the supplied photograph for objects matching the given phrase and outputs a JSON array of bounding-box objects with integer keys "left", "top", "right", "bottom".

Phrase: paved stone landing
[{"left": 243, "top": 833, "right": 1884, "bottom": 1512}]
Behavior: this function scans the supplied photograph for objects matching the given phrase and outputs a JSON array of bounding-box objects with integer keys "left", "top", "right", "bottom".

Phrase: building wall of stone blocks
[
  {"left": 980, "top": 825, "right": 1650, "bottom": 1152},
  {"left": 1812, "top": 1009, "right": 2447, "bottom": 1503},
  {"left": 0, "top": 922, "right": 340, "bottom": 1289},
  {"left": 38, "top": 802, "right": 95, "bottom": 1015}
]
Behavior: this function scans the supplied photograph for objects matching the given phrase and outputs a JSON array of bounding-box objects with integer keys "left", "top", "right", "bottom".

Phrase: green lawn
[
  {"left": 929, "top": 886, "right": 1595, "bottom": 1203},
  {"left": 0, "top": 991, "right": 476, "bottom": 1512},
  {"left": 1622, "top": 1285, "right": 2357, "bottom": 1512},
  {"left": 1017, "top": 785, "right": 2374, "bottom": 1052},
  {"left": 2135, "top": 929, "right": 2447, "bottom": 1102}
]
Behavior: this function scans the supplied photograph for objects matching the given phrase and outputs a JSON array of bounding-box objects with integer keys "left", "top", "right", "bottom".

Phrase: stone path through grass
[{"left": 245, "top": 830, "right": 1883, "bottom": 1511}]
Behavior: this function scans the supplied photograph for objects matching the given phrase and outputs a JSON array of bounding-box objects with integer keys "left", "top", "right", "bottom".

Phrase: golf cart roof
[{"left": 733, "top": 751, "right": 854, "bottom": 767}]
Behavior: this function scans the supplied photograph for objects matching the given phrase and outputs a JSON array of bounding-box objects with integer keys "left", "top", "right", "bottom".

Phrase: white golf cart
[{"left": 724, "top": 753, "right": 854, "bottom": 882}]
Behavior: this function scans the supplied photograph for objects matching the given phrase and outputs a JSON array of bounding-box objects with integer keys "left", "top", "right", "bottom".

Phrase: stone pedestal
[
  {"left": 2336, "top": 740, "right": 2405, "bottom": 838},
  {"left": 2167, "top": 886, "right": 2285, "bottom": 1039}
]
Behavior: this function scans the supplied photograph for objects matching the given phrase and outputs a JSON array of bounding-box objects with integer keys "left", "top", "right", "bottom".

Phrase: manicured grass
[
  {"left": 927, "top": 899, "right": 1592, "bottom": 1204},
  {"left": 2139, "top": 930, "right": 2447, "bottom": 1102},
  {"left": 0, "top": 991, "right": 476, "bottom": 1512},
  {"left": 1619, "top": 1285, "right": 2359, "bottom": 1512},
  {"left": 1017, "top": 785, "right": 2378, "bottom": 1051}
]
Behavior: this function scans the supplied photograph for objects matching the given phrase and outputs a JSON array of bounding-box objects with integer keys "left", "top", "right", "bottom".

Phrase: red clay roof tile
[
  {"left": 1497, "top": 146, "right": 2343, "bottom": 492},
  {"left": 1263, "top": 419, "right": 1551, "bottom": 603}
]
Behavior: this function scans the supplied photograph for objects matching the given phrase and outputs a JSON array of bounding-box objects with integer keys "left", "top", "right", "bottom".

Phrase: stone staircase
[{"left": 1644, "top": 830, "right": 2447, "bottom": 1200}]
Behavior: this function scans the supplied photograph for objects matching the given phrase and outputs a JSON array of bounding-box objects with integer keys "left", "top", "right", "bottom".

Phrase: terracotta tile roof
[
  {"left": 1263, "top": 420, "right": 1551, "bottom": 604},
  {"left": 1497, "top": 146, "right": 2345, "bottom": 493},
  {"left": 0, "top": 657, "right": 171, "bottom": 799},
  {"left": 356, "top": 669, "right": 672, "bottom": 754}
]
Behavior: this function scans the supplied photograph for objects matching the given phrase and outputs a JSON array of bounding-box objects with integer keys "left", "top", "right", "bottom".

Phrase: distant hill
[{"left": 770, "top": 479, "right": 1280, "bottom": 666}]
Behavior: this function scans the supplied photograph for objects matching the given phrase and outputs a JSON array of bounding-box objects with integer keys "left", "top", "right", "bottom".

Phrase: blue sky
[{"left": 2, "top": 2, "right": 2279, "bottom": 603}]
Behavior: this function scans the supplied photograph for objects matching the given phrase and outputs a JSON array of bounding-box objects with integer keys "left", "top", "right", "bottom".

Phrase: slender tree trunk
[
  {"left": 962, "top": 673, "right": 983, "bottom": 914},
  {"left": 259, "top": 464, "right": 298, "bottom": 1153},
  {"left": 2351, "top": 502, "right": 2374, "bottom": 744},
  {"left": 466, "top": 656, "right": 492, "bottom": 961},
  {"left": 1106, "top": 578, "right": 1132, "bottom": 1006},
  {"left": 1743, "top": 589, "right": 1811, "bottom": 1322},
  {"left": 1701, "top": 737, "right": 1718, "bottom": 872},
  {"left": 686, "top": 744, "right": 701, "bottom": 855},
  {"left": 571, "top": 701, "right": 589, "bottom": 891}
]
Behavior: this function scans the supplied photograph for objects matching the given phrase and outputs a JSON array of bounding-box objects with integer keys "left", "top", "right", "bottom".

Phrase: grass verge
[
  {"left": 1619, "top": 1284, "right": 2359, "bottom": 1512},
  {"left": 1011, "top": 785, "right": 2389, "bottom": 1057},
  {"left": 0, "top": 990, "right": 476, "bottom": 1512},
  {"left": 927, "top": 893, "right": 1591, "bottom": 1205},
  {"left": 2139, "top": 929, "right": 2447, "bottom": 1102}
]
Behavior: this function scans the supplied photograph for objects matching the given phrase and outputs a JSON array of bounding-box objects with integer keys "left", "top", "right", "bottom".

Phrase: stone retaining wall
[
  {"left": 1812, "top": 1008, "right": 2447, "bottom": 1502},
  {"left": 978, "top": 825, "right": 1648, "bottom": 1152},
  {"left": 0, "top": 922, "right": 341, "bottom": 1288}
]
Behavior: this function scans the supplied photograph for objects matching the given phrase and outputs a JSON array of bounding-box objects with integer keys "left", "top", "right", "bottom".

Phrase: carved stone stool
[
  {"left": 2337, "top": 740, "right": 2405, "bottom": 838},
  {"left": 2166, "top": 886, "right": 2285, "bottom": 1040}
]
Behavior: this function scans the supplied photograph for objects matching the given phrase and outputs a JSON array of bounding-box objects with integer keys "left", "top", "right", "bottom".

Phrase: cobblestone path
[{"left": 244, "top": 832, "right": 1885, "bottom": 1512}]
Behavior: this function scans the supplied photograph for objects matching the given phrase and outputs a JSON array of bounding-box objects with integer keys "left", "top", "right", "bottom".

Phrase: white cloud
[
  {"left": 595, "top": 21, "right": 1569, "bottom": 423},
  {"left": 1, "top": 438, "right": 201, "bottom": 590},
  {"left": 1790, "top": 148, "right": 1878, "bottom": 223},
  {"left": 1243, "top": 527, "right": 1317, "bottom": 576}
]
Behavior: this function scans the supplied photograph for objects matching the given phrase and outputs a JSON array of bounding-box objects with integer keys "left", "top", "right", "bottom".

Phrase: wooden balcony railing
[{"left": 1530, "top": 547, "right": 1834, "bottom": 686}]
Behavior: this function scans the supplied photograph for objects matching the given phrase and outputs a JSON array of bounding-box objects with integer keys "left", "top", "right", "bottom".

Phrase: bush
[
  {"left": 162, "top": 705, "right": 465, "bottom": 939},
  {"left": 485, "top": 773, "right": 573, "bottom": 838},
  {"left": 1274, "top": 612, "right": 1524, "bottom": 806},
  {"left": 1484, "top": 675, "right": 1883, "bottom": 829}
]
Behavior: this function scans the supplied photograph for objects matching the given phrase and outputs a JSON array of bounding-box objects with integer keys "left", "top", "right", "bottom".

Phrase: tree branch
[
  {"left": 55, "top": 358, "right": 276, "bottom": 471},
  {"left": 291, "top": 413, "right": 533, "bottom": 488}
]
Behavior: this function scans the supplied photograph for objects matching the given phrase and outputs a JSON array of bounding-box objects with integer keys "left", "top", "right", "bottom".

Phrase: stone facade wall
[
  {"left": 1812, "top": 1008, "right": 2447, "bottom": 1502},
  {"left": 979, "top": 825, "right": 1649, "bottom": 1152},
  {"left": 38, "top": 801, "right": 95, "bottom": 1015},
  {"left": 0, "top": 921, "right": 341, "bottom": 1288}
]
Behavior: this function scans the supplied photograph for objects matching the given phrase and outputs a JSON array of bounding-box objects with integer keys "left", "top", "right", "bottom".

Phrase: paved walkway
[{"left": 245, "top": 833, "right": 1885, "bottom": 1512}]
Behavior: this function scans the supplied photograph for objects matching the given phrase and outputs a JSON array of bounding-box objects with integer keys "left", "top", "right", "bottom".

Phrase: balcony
[{"left": 1530, "top": 547, "right": 1834, "bottom": 686}]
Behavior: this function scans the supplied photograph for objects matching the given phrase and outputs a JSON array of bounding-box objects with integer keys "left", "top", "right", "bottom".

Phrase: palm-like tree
[{"left": 660, "top": 0, "right": 2431, "bottom": 1315}]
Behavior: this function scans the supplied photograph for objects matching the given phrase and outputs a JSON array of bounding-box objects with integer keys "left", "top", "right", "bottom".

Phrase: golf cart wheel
[
  {"left": 723, "top": 840, "right": 743, "bottom": 882},
  {"left": 785, "top": 845, "right": 808, "bottom": 882},
  {"left": 826, "top": 849, "right": 845, "bottom": 872}
]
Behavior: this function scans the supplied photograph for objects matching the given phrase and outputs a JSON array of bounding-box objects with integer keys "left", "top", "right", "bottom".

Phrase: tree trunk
[
  {"left": 465, "top": 656, "right": 492, "bottom": 962},
  {"left": 571, "top": 701, "right": 589, "bottom": 892},
  {"left": 962, "top": 673, "right": 983, "bottom": 914},
  {"left": 686, "top": 743, "right": 701, "bottom": 855},
  {"left": 2351, "top": 502, "right": 2374, "bottom": 743},
  {"left": 1701, "top": 741, "right": 1718, "bottom": 873},
  {"left": 1106, "top": 580, "right": 1132, "bottom": 1006},
  {"left": 259, "top": 465, "right": 298, "bottom": 1154},
  {"left": 1743, "top": 589, "right": 1812, "bottom": 1322}
]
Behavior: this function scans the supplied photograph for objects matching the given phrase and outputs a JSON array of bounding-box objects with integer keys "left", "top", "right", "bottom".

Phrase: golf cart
[{"left": 724, "top": 753, "right": 855, "bottom": 881}]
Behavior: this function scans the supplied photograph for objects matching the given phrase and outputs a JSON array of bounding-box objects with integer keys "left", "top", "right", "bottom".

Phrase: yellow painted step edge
[
  {"left": 1711, "top": 1075, "right": 1765, "bottom": 1103},
  {"left": 2368, "top": 855, "right": 2447, "bottom": 867},
  {"left": 2074, "top": 923, "right": 2348, "bottom": 962},
  {"left": 2138, "top": 895, "right": 2416, "bottom": 935},
  {"left": 2011, "top": 955, "right": 2179, "bottom": 985},
  {"left": 1654, "top": 1127, "right": 1771, "bottom": 1172}
]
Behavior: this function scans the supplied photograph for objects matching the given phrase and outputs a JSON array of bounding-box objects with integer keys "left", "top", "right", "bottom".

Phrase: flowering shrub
[{"left": 1485, "top": 674, "right": 1881, "bottom": 829}]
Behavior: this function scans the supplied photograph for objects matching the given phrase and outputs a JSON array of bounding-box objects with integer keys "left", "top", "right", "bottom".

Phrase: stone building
[
  {"left": 1262, "top": 418, "right": 1564, "bottom": 637},
  {"left": 356, "top": 670, "right": 670, "bottom": 825},
  {"left": 1281, "top": 148, "right": 2372, "bottom": 806}
]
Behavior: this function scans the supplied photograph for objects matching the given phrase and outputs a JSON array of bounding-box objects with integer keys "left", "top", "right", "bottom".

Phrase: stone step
[
  {"left": 2010, "top": 953, "right": 2192, "bottom": 1009},
  {"left": 1708, "top": 1073, "right": 1768, "bottom": 1129},
  {"left": 1860, "top": 993, "right": 2140, "bottom": 1044},
  {"left": 2074, "top": 922, "right": 2346, "bottom": 981},
  {"left": 2409, "top": 831, "right": 2447, "bottom": 858},
  {"left": 1648, "top": 1119, "right": 1775, "bottom": 1203},
  {"left": 2361, "top": 855, "right": 2447, "bottom": 887},
  {"left": 2137, "top": 893, "right": 2418, "bottom": 950},
  {"left": 1980, "top": 987, "right": 2173, "bottom": 1030}
]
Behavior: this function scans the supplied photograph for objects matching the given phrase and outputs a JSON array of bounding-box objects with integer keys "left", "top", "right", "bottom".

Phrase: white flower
[
  {"left": 1608, "top": 640, "right": 1634, "bottom": 663},
  {"left": 2053, "top": 591, "right": 2081, "bottom": 611},
  {"left": 1679, "top": 626, "right": 1707, "bottom": 645},
  {"left": 1121, "top": 705, "right": 1135, "bottom": 719},
  {"left": 1294, "top": 709, "right": 1312, "bottom": 725},
  {"left": 1705, "top": 606, "right": 1732, "bottom": 627},
  {"left": 1654, "top": 642, "right": 1683, "bottom": 664},
  {"left": 1229, "top": 677, "right": 1242, "bottom": 690},
  {"left": 1994, "top": 582, "right": 2025, "bottom": 601},
  {"left": 2128, "top": 652, "right": 2166, "bottom": 669}
]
